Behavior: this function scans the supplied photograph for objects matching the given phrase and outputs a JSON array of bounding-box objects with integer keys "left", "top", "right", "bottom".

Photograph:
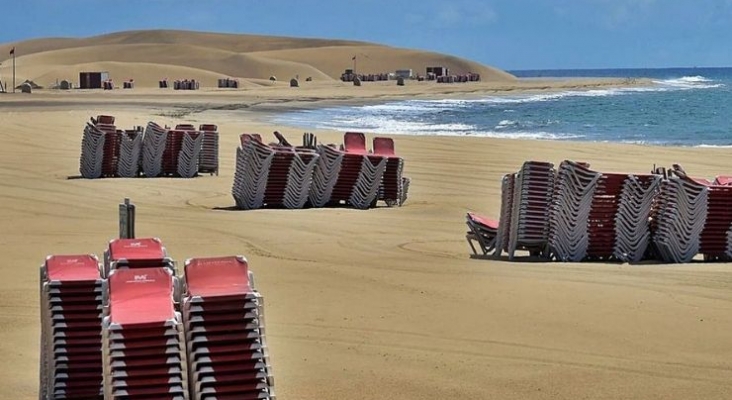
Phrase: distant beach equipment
[
  {"left": 218, "top": 78, "right": 239, "bottom": 88},
  {"left": 269, "top": 76, "right": 277, "bottom": 82},
  {"left": 173, "top": 79, "right": 199, "bottom": 90},
  {"left": 305, "top": 77, "right": 313, "bottom": 82},
  {"left": 353, "top": 77, "right": 361, "bottom": 86},
  {"left": 396, "top": 77, "right": 405, "bottom": 86},
  {"left": 59, "top": 80, "right": 72, "bottom": 90},
  {"left": 16, "top": 80, "right": 42, "bottom": 90},
  {"left": 20, "top": 83, "right": 32, "bottom": 93},
  {"left": 290, "top": 78, "right": 299, "bottom": 87}
]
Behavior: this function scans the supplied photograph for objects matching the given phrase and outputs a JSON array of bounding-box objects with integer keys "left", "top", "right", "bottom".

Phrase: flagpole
[{"left": 12, "top": 48, "right": 16, "bottom": 93}]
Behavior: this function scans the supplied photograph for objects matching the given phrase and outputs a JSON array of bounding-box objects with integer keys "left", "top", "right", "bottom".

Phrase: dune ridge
[{"left": 0, "top": 29, "right": 514, "bottom": 87}]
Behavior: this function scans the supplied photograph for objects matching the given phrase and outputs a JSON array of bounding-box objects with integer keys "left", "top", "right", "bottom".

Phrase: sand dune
[
  {"left": 7, "top": 43, "right": 334, "bottom": 86},
  {"left": 0, "top": 29, "right": 514, "bottom": 87},
  {"left": 0, "top": 30, "right": 371, "bottom": 59}
]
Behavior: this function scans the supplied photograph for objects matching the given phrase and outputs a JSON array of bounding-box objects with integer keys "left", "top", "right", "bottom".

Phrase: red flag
[{"left": 9, "top": 47, "right": 14, "bottom": 56}]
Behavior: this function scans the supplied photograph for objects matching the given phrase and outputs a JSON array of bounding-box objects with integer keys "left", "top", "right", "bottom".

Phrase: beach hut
[{"left": 79, "top": 71, "right": 109, "bottom": 89}]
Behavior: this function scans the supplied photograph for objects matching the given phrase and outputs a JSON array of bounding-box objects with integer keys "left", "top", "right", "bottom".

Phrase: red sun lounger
[{"left": 182, "top": 256, "right": 276, "bottom": 400}]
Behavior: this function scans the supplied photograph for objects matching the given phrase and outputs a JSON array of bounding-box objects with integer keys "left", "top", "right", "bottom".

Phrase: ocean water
[{"left": 274, "top": 67, "right": 732, "bottom": 147}]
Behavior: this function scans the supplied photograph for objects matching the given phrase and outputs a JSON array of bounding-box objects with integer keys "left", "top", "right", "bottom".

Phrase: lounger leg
[{"left": 466, "top": 233, "right": 479, "bottom": 256}]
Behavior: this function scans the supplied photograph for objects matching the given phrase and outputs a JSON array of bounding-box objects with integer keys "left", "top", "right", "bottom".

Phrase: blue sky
[{"left": 1, "top": 0, "right": 731, "bottom": 70}]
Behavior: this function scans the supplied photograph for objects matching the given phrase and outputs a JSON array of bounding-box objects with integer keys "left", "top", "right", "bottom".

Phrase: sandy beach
[
  {"left": 1, "top": 83, "right": 732, "bottom": 400},
  {"left": 3, "top": 30, "right": 732, "bottom": 400}
]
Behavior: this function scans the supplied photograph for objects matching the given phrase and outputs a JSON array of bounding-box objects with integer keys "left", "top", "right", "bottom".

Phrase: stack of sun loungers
[
  {"left": 547, "top": 161, "right": 601, "bottom": 262},
  {"left": 198, "top": 124, "right": 220, "bottom": 176},
  {"left": 468, "top": 160, "right": 732, "bottom": 264},
  {"left": 97, "top": 119, "right": 121, "bottom": 178},
  {"left": 232, "top": 134, "right": 277, "bottom": 210},
  {"left": 182, "top": 256, "right": 276, "bottom": 399},
  {"left": 373, "top": 137, "right": 409, "bottom": 207},
  {"left": 40, "top": 239, "right": 276, "bottom": 399},
  {"left": 79, "top": 115, "right": 120, "bottom": 179},
  {"left": 116, "top": 128, "right": 144, "bottom": 178},
  {"left": 651, "top": 167, "right": 709, "bottom": 263},
  {"left": 232, "top": 132, "right": 321, "bottom": 210},
  {"left": 177, "top": 130, "right": 205, "bottom": 179},
  {"left": 613, "top": 173, "right": 662, "bottom": 262},
  {"left": 79, "top": 123, "right": 108, "bottom": 179},
  {"left": 550, "top": 162, "right": 664, "bottom": 262},
  {"left": 233, "top": 131, "right": 404, "bottom": 210},
  {"left": 329, "top": 132, "right": 388, "bottom": 209},
  {"left": 484, "top": 162, "right": 556, "bottom": 260},
  {"left": 308, "top": 132, "right": 389, "bottom": 209},
  {"left": 493, "top": 173, "right": 516, "bottom": 258},
  {"left": 141, "top": 121, "right": 169, "bottom": 178},
  {"left": 308, "top": 144, "right": 345, "bottom": 208},
  {"left": 508, "top": 161, "right": 556, "bottom": 260},
  {"left": 81, "top": 116, "right": 216, "bottom": 179},
  {"left": 161, "top": 130, "right": 186, "bottom": 177},
  {"left": 39, "top": 254, "right": 105, "bottom": 400},
  {"left": 102, "top": 267, "right": 189, "bottom": 399}
]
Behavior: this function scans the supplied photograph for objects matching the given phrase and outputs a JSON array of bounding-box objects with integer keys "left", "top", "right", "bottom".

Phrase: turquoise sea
[{"left": 274, "top": 67, "right": 732, "bottom": 147}]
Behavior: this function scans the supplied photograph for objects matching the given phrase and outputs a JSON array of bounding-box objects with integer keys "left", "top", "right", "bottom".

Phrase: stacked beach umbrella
[
  {"left": 39, "top": 238, "right": 276, "bottom": 399},
  {"left": 80, "top": 116, "right": 219, "bottom": 179}
]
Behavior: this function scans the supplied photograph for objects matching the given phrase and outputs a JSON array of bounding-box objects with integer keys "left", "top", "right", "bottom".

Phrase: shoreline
[{"left": 0, "top": 77, "right": 654, "bottom": 113}]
